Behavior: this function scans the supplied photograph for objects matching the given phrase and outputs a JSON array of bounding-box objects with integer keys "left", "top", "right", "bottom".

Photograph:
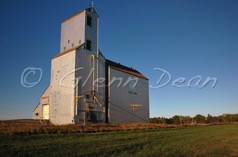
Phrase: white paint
[
  {"left": 60, "top": 11, "right": 86, "bottom": 52},
  {"left": 109, "top": 67, "right": 149, "bottom": 123},
  {"left": 33, "top": 8, "right": 149, "bottom": 125}
]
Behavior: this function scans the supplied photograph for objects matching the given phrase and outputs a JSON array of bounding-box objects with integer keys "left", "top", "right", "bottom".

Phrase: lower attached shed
[{"left": 33, "top": 85, "right": 51, "bottom": 120}]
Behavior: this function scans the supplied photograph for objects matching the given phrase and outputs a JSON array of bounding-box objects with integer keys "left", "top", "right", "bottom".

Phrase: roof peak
[
  {"left": 86, "top": 7, "right": 99, "bottom": 18},
  {"left": 90, "top": 1, "right": 94, "bottom": 8}
]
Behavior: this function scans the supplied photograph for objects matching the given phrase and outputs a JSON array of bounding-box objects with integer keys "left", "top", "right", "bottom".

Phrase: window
[
  {"left": 87, "top": 15, "right": 92, "bottom": 27},
  {"left": 68, "top": 40, "right": 70, "bottom": 44},
  {"left": 86, "top": 40, "right": 92, "bottom": 50},
  {"left": 64, "top": 47, "right": 66, "bottom": 51},
  {"left": 79, "top": 40, "right": 81, "bottom": 44},
  {"left": 72, "top": 43, "right": 74, "bottom": 47}
]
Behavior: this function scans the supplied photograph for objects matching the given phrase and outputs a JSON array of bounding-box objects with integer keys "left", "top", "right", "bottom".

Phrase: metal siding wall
[
  {"left": 32, "top": 103, "right": 42, "bottom": 119},
  {"left": 75, "top": 49, "right": 95, "bottom": 122},
  {"left": 74, "top": 49, "right": 106, "bottom": 123},
  {"left": 50, "top": 51, "right": 76, "bottom": 125},
  {"left": 33, "top": 86, "right": 51, "bottom": 120},
  {"left": 85, "top": 10, "right": 98, "bottom": 54},
  {"left": 60, "top": 11, "right": 86, "bottom": 52},
  {"left": 98, "top": 54, "right": 106, "bottom": 107},
  {"left": 75, "top": 49, "right": 94, "bottom": 97},
  {"left": 109, "top": 68, "right": 149, "bottom": 124}
]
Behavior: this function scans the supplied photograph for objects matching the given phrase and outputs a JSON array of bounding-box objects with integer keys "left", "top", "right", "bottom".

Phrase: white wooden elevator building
[{"left": 33, "top": 7, "right": 149, "bottom": 125}]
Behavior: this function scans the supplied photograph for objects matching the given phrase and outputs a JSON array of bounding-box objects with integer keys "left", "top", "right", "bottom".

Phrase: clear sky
[{"left": 0, "top": 0, "right": 238, "bottom": 119}]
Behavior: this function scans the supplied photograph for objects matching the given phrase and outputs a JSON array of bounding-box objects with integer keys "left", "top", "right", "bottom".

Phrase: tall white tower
[
  {"left": 60, "top": 7, "right": 99, "bottom": 55},
  {"left": 49, "top": 7, "right": 104, "bottom": 125}
]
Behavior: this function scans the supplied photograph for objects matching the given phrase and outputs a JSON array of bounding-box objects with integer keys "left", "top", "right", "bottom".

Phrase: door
[{"left": 42, "top": 104, "right": 49, "bottom": 120}]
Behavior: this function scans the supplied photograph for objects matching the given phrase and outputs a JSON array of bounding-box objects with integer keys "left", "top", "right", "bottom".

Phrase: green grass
[{"left": 1, "top": 124, "right": 238, "bottom": 157}]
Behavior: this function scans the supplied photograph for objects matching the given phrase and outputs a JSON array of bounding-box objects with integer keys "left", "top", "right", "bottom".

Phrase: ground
[{"left": 0, "top": 123, "right": 238, "bottom": 157}]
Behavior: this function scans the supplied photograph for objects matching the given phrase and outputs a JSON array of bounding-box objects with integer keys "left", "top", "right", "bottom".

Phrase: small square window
[
  {"left": 86, "top": 40, "right": 92, "bottom": 50},
  {"left": 87, "top": 16, "right": 92, "bottom": 27}
]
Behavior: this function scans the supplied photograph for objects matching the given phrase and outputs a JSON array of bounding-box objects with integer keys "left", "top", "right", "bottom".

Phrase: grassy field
[{"left": 0, "top": 124, "right": 238, "bottom": 157}]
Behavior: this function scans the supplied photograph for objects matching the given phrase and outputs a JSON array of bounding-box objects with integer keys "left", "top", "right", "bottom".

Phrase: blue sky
[{"left": 0, "top": 0, "right": 238, "bottom": 119}]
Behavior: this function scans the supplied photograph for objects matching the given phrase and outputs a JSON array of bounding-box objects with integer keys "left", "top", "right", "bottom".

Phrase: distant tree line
[{"left": 149, "top": 114, "right": 238, "bottom": 125}]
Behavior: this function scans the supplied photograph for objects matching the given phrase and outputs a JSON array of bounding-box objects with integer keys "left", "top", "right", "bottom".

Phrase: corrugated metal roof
[
  {"left": 53, "top": 48, "right": 148, "bottom": 80},
  {"left": 52, "top": 44, "right": 83, "bottom": 59},
  {"left": 62, "top": 7, "right": 99, "bottom": 24},
  {"left": 62, "top": 10, "right": 85, "bottom": 24},
  {"left": 106, "top": 59, "right": 148, "bottom": 80},
  {"left": 86, "top": 7, "right": 99, "bottom": 18}
]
